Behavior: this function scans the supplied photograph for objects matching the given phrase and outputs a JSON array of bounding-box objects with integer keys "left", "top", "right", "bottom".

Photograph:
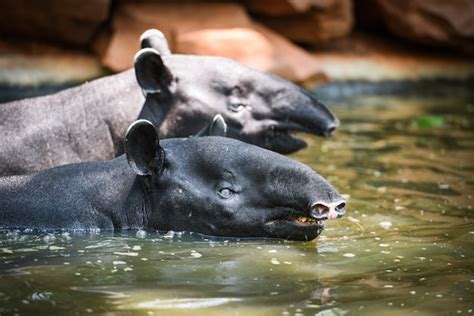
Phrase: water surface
[{"left": 1, "top": 91, "right": 473, "bottom": 315}]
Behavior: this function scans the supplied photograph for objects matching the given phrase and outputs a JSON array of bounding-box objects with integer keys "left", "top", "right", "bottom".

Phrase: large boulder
[
  {"left": 0, "top": 0, "right": 111, "bottom": 47},
  {"left": 94, "top": 2, "right": 327, "bottom": 84},
  {"left": 175, "top": 28, "right": 275, "bottom": 72},
  {"left": 244, "top": 0, "right": 354, "bottom": 45},
  {"left": 376, "top": 0, "right": 474, "bottom": 54},
  {"left": 175, "top": 26, "right": 326, "bottom": 85},
  {"left": 96, "top": 2, "right": 251, "bottom": 71}
]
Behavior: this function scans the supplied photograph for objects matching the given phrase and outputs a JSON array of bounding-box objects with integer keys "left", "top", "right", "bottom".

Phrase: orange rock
[
  {"left": 244, "top": 0, "right": 354, "bottom": 44},
  {"left": 244, "top": 0, "right": 317, "bottom": 15},
  {"left": 94, "top": 2, "right": 327, "bottom": 84},
  {"left": 175, "top": 26, "right": 327, "bottom": 84},
  {"left": 0, "top": 0, "right": 111, "bottom": 47},
  {"left": 376, "top": 0, "right": 474, "bottom": 54},
  {"left": 95, "top": 2, "right": 253, "bottom": 72},
  {"left": 251, "top": 24, "right": 328, "bottom": 85},
  {"left": 176, "top": 28, "right": 275, "bottom": 72}
]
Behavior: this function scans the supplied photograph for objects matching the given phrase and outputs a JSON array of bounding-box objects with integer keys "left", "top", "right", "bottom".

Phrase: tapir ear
[
  {"left": 134, "top": 48, "right": 173, "bottom": 94},
  {"left": 195, "top": 114, "right": 228, "bottom": 137},
  {"left": 140, "top": 29, "right": 172, "bottom": 56},
  {"left": 125, "top": 119, "right": 164, "bottom": 176}
]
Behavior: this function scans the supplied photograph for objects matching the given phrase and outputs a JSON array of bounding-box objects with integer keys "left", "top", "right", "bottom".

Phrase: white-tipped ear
[
  {"left": 140, "top": 29, "right": 165, "bottom": 42},
  {"left": 195, "top": 114, "right": 228, "bottom": 137},
  {"left": 140, "top": 29, "right": 171, "bottom": 56},
  {"left": 134, "top": 48, "right": 173, "bottom": 94},
  {"left": 209, "top": 114, "right": 227, "bottom": 137},
  {"left": 125, "top": 119, "right": 163, "bottom": 176}
]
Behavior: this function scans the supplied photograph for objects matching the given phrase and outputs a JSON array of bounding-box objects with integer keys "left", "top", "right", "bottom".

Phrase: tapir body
[
  {"left": 0, "top": 120, "right": 345, "bottom": 241},
  {"left": 0, "top": 30, "right": 338, "bottom": 176},
  {"left": 0, "top": 69, "right": 141, "bottom": 175}
]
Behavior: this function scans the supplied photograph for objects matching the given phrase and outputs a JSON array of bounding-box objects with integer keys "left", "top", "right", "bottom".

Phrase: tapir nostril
[
  {"left": 310, "top": 203, "right": 330, "bottom": 220},
  {"left": 325, "top": 125, "right": 337, "bottom": 136},
  {"left": 336, "top": 202, "right": 345, "bottom": 211},
  {"left": 314, "top": 203, "right": 329, "bottom": 214},
  {"left": 335, "top": 202, "right": 346, "bottom": 216}
]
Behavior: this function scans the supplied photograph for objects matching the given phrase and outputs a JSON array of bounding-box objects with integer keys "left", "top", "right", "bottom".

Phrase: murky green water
[{"left": 1, "top": 92, "right": 473, "bottom": 315}]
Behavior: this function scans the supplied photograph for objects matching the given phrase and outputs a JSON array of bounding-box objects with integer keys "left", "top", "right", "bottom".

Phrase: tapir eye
[
  {"left": 229, "top": 102, "right": 246, "bottom": 112},
  {"left": 218, "top": 188, "right": 234, "bottom": 198}
]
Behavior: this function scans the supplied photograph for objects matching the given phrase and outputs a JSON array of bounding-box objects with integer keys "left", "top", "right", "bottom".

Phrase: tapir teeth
[{"left": 296, "top": 216, "right": 317, "bottom": 224}]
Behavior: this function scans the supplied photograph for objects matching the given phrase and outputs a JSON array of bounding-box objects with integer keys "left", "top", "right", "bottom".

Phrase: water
[{"left": 1, "top": 91, "right": 473, "bottom": 315}]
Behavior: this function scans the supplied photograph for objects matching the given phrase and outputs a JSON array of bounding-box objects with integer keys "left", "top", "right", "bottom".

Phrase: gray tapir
[
  {"left": 0, "top": 118, "right": 345, "bottom": 241},
  {"left": 0, "top": 29, "right": 338, "bottom": 176}
]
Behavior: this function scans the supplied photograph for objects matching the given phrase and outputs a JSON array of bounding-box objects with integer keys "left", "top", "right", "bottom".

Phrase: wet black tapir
[
  {"left": 0, "top": 117, "right": 345, "bottom": 241},
  {"left": 0, "top": 29, "right": 338, "bottom": 176}
]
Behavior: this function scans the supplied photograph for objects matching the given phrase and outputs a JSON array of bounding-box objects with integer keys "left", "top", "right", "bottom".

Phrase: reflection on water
[{"left": 0, "top": 93, "right": 473, "bottom": 315}]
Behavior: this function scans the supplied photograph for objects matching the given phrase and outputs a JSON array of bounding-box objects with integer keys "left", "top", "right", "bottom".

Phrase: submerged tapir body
[
  {"left": 0, "top": 30, "right": 337, "bottom": 176},
  {"left": 0, "top": 120, "right": 345, "bottom": 241}
]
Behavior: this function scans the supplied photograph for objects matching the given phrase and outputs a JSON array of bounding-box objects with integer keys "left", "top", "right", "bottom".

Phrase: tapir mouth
[
  {"left": 264, "top": 125, "right": 309, "bottom": 154},
  {"left": 287, "top": 214, "right": 325, "bottom": 227},
  {"left": 273, "top": 210, "right": 327, "bottom": 228},
  {"left": 263, "top": 209, "right": 326, "bottom": 241}
]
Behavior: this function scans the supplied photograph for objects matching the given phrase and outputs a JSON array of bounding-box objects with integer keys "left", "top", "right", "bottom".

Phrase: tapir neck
[
  {"left": 0, "top": 156, "right": 151, "bottom": 230},
  {"left": 95, "top": 69, "right": 146, "bottom": 156}
]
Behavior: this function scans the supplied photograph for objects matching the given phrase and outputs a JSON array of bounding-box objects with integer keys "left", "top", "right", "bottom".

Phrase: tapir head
[
  {"left": 125, "top": 119, "right": 346, "bottom": 241},
  {"left": 134, "top": 29, "right": 338, "bottom": 154}
]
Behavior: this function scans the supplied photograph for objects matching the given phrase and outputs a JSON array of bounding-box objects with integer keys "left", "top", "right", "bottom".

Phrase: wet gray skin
[
  {"left": 0, "top": 29, "right": 337, "bottom": 176},
  {"left": 0, "top": 120, "right": 345, "bottom": 241}
]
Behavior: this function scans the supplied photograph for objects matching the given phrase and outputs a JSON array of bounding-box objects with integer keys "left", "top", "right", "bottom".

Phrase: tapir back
[
  {"left": 0, "top": 156, "right": 138, "bottom": 230},
  {"left": 0, "top": 70, "right": 144, "bottom": 176}
]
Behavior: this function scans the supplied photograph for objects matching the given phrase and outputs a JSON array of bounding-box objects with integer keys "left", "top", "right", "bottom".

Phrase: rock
[
  {"left": 0, "top": 0, "right": 111, "bottom": 47},
  {"left": 175, "top": 28, "right": 275, "bottom": 72},
  {"left": 176, "top": 26, "right": 327, "bottom": 85},
  {"left": 251, "top": 24, "right": 328, "bottom": 85},
  {"left": 244, "top": 0, "right": 354, "bottom": 44},
  {"left": 353, "top": 0, "right": 385, "bottom": 32},
  {"left": 244, "top": 0, "right": 318, "bottom": 16},
  {"left": 96, "top": 2, "right": 252, "bottom": 71},
  {"left": 95, "top": 2, "right": 327, "bottom": 84},
  {"left": 376, "top": 0, "right": 474, "bottom": 54}
]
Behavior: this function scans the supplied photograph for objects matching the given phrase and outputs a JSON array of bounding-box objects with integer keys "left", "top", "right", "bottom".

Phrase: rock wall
[
  {"left": 96, "top": 2, "right": 327, "bottom": 84},
  {"left": 0, "top": 0, "right": 473, "bottom": 87},
  {"left": 245, "top": 0, "right": 354, "bottom": 44},
  {"left": 0, "top": 0, "right": 110, "bottom": 46},
  {"left": 376, "top": 0, "right": 474, "bottom": 55}
]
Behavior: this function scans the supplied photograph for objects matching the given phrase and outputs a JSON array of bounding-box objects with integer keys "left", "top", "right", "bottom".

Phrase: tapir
[
  {"left": 0, "top": 118, "right": 345, "bottom": 241},
  {"left": 0, "top": 29, "right": 338, "bottom": 176}
]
